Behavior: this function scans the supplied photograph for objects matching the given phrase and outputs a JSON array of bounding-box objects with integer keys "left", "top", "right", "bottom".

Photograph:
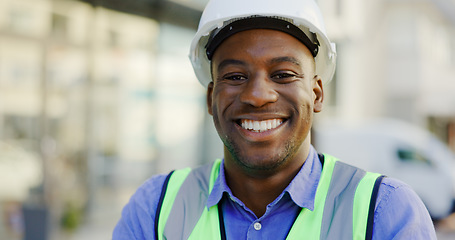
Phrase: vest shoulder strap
[
  {"left": 155, "top": 159, "right": 222, "bottom": 240},
  {"left": 155, "top": 167, "right": 191, "bottom": 240},
  {"left": 353, "top": 170, "right": 382, "bottom": 240},
  {"left": 286, "top": 154, "right": 337, "bottom": 239},
  {"left": 287, "top": 154, "right": 385, "bottom": 240}
]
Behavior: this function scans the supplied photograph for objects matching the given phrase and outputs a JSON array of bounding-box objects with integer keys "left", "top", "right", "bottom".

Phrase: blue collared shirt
[{"left": 113, "top": 146, "right": 437, "bottom": 239}]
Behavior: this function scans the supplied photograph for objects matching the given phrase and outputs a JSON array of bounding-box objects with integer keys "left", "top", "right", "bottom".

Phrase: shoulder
[
  {"left": 373, "top": 177, "right": 437, "bottom": 239},
  {"left": 130, "top": 174, "right": 169, "bottom": 211},
  {"left": 113, "top": 173, "right": 168, "bottom": 240},
  {"left": 375, "top": 177, "right": 426, "bottom": 216}
]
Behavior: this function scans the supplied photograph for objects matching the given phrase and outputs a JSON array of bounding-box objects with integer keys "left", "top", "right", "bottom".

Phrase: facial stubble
[{"left": 214, "top": 113, "right": 311, "bottom": 175}]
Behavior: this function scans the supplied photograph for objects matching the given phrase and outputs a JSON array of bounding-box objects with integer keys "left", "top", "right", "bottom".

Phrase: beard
[{"left": 220, "top": 132, "right": 300, "bottom": 173}]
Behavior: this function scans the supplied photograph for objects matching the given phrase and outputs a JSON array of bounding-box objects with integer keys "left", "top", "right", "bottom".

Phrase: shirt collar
[
  {"left": 206, "top": 145, "right": 322, "bottom": 211},
  {"left": 207, "top": 159, "right": 232, "bottom": 208},
  {"left": 284, "top": 145, "right": 321, "bottom": 210}
]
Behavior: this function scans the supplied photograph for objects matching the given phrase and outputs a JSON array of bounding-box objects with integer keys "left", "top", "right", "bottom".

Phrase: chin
[
  {"left": 221, "top": 127, "right": 306, "bottom": 172},
  {"left": 225, "top": 143, "right": 294, "bottom": 172},
  {"left": 239, "top": 155, "right": 287, "bottom": 171}
]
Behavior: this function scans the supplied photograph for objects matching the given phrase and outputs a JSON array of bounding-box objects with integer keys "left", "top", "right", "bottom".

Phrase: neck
[{"left": 223, "top": 145, "right": 310, "bottom": 217}]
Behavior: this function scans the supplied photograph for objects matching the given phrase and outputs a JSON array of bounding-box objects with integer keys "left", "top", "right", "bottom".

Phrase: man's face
[{"left": 207, "top": 29, "right": 323, "bottom": 173}]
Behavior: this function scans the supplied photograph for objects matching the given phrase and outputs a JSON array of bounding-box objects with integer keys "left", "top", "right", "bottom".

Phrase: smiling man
[
  {"left": 113, "top": 0, "right": 436, "bottom": 239},
  {"left": 208, "top": 27, "right": 322, "bottom": 217}
]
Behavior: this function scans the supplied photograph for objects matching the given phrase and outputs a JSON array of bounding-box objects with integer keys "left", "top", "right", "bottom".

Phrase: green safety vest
[{"left": 155, "top": 154, "right": 385, "bottom": 240}]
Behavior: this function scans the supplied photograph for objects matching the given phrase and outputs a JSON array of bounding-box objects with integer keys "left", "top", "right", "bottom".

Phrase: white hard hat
[{"left": 189, "top": 0, "right": 337, "bottom": 88}]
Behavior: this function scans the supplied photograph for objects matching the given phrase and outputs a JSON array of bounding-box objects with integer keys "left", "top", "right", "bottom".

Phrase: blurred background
[{"left": 0, "top": 0, "right": 454, "bottom": 239}]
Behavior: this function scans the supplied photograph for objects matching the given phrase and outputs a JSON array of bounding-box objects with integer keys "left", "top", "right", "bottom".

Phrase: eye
[
  {"left": 222, "top": 73, "right": 248, "bottom": 81},
  {"left": 270, "top": 72, "right": 301, "bottom": 83},
  {"left": 272, "top": 73, "right": 296, "bottom": 79}
]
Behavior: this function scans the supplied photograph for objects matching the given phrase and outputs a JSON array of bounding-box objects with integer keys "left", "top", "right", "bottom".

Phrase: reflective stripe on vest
[{"left": 156, "top": 155, "right": 383, "bottom": 240}]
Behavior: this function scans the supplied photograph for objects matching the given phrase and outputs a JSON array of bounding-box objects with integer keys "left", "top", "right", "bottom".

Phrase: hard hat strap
[{"left": 205, "top": 16, "right": 320, "bottom": 60}]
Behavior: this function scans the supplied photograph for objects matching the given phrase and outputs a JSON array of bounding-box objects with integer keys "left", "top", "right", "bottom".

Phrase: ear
[
  {"left": 207, "top": 82, "right": 214, "bottom": 116},
  {"left": 312, "top": 75, "right": 324, "bottom": 113}
]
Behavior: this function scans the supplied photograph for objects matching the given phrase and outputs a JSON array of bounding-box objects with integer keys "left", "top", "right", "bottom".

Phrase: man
[{"left": 113, "top": 0, "right": 437, "bottom": 239}]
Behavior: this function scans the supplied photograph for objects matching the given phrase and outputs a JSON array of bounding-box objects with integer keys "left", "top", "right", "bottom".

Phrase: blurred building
[
  {"left": 316, "top": 0, "right": 455, "bottom": 151},
  {"left": 0, "top": 0, "right": 214, "bottom": 239}
]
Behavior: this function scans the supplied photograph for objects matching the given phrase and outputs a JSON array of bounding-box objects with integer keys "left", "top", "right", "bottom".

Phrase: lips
[{"left": 240, "top": 119, "right": 284, "bottom": 133}]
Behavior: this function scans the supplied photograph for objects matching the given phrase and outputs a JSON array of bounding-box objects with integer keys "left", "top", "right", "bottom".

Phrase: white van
[{"left": 313, "top": 118, "right": 455, "bottom": 219}]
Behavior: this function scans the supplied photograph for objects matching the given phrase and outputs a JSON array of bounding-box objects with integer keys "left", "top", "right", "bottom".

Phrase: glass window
[{"left": 397, "top": 147, "right": 433, "bottom": 166}]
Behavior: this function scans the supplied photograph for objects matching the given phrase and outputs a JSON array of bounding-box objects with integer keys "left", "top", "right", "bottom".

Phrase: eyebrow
[
  {"left": 216, "top": 56, "right": 301, "bottom": 72},
  {"left": 269, "top": 56, "right": 301, "bottom": 66},
  {"left": 217, "top": 59, "right": 246, "bottom": 72}
]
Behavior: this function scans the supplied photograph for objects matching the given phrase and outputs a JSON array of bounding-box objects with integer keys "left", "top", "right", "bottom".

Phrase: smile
[{"left": 240, "top": 119, "right": 283, "bottom": 133}]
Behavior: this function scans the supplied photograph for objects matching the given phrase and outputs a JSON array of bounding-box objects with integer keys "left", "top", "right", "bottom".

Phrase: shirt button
[{"left": 253, "top": 222, "right": 262, "bottom": 231}]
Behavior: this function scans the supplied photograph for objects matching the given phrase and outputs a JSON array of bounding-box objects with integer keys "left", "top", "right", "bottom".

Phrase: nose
[{"left": 239, "top": 74, "right": 278, "bottom": 107}]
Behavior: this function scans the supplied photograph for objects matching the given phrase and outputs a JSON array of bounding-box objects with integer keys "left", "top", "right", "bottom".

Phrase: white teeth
[
  {"left": 240, "top": 119, "right": 283, "bottom": 132},
  {"left": 260, "top": 121, "right": 267, "bottom": 130},
  {"left": 253, "top": 121, "right": 260, "bottom": 131},
  {"left": 249, "top": 121, "right": 254, "bottom": 129}
]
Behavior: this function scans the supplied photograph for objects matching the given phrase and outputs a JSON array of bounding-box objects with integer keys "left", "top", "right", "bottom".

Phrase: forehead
[{"left": 211, "top": 29, "right": 314, "bottom": 66}]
